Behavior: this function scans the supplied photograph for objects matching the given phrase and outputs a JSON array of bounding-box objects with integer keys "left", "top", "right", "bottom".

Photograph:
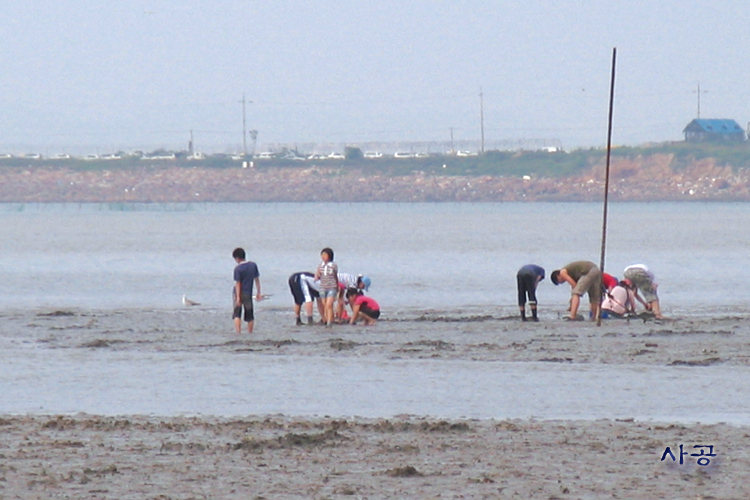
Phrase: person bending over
[
  {"left": 623, "top": 264, "right": 663, "bottom": 319},
  {"left": 288, "top": 271, "right": 324, "bottom": 325},
  {"left": 550, "top": 260, "right": 601, "bottom": 321},
  {"left": 516, "top": 264, "right": 545, "bottom": 322}
]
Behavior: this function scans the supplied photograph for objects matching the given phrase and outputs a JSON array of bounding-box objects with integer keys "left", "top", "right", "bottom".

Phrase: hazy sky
[{"left": 2, "top": 0, "right": 749, "bottom": 154}]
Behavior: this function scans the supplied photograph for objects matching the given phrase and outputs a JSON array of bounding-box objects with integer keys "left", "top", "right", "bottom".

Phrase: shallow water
[
  {"left": 2, "top": 202, "right": 749, "bottom": 421},
  {"left": 1, "top": 202, "right": 749, "bottom": 312},
  {"left": 3, "top": 348, "right": 748, "bottom": 424}
]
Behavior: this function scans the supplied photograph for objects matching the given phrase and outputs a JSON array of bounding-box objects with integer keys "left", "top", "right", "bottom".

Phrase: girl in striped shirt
[{"left": 315, "top": 247, "right": 338, "bottom": 327}]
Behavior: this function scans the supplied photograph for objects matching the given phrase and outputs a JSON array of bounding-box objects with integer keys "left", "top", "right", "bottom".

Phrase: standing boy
[
  {"left": 516, "top": 264, "right": 545, "bottom": 321},
  {"left": 232, "top": 247, "right": 262, "bottom": 334}
]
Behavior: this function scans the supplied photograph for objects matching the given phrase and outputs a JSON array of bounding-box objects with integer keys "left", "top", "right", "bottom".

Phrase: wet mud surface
[
  {"left": 4, "top": 305, "right": 750, "bottom": 367},
  {"left": 3, "top": 306, "right": 750, "bottom": 498},
  {"left": 0, "top": 414, "right": 748, "bottom": 499}
]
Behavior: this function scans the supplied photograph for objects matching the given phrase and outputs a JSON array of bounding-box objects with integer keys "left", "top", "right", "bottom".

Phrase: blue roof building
[{"left": 683, "top": 119, "right": 746, "bottom": 142}]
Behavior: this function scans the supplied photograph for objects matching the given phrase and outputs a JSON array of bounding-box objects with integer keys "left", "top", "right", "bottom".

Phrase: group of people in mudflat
[
  {"left": 517, "top": 261, "right": 662, "bottom": 322},
  {"left": 231, "top": 246, "right": 378, "bottom": 334},
  {"left": 288, "top": 247, "right": 378, "bottom": 328},
  {"left": 230, "top": 246, "right": 661, "bottom": 334}
]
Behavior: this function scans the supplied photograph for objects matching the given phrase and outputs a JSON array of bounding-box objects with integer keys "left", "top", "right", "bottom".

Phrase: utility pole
[
  {"left": 479, "top": 88, "right": 485, "bottom": 154},
  {"left": 249, "top": 130, "right": 258, "bottom": 157},
  {"left": 694, "top": 83, "right": 707, "bottom": 119},
  {"left": 240, "top": 94, "right": 253, "bottom": 156}
]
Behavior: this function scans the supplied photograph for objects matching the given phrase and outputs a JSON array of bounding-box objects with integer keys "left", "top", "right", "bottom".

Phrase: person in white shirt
[
  {"left": 601, "top": 279, "right": 637, "bottom": 318},
  {"left": 288, "top": 272, "right": 324, "bottom": 325},
  {"left": 335, "top": 273, "right": 371, "bottom": 322},
  {"left": 623, "top": 264, "right": 663, "bottom": 319}
]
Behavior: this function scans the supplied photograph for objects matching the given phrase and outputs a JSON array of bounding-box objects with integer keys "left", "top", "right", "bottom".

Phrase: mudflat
[
  {"left": 6, "top": 306, "right": 750, "bottom": 366},
  {"left": 0, "top": 414, "right": 747, "bottom": 499},
  {"left": 2, "top": 306, "right": 749, "bottom": 498}
]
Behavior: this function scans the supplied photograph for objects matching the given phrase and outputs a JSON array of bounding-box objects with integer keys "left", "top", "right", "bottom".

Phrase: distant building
[{"left": 683, "top": 119, "right": 746, "bottom": 143}]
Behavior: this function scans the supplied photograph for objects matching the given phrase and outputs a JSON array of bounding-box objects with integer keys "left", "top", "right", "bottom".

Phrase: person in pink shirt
[{"left": 346, "top": 288, "right": 380, "bottom": 326}]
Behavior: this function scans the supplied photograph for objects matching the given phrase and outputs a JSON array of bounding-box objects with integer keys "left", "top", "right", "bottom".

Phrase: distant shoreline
[{"left": 1, "top": 158, "right": 749, "bottom": 202}]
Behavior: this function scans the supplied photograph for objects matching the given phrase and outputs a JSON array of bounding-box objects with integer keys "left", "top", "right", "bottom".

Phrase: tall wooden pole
[{"left": 597, "top": 47, "right": 617, "bottom": 326}]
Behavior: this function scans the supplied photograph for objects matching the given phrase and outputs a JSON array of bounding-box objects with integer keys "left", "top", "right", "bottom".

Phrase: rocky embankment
[{"left": 1, "top": 154, "right": 748, "bottom": 202}]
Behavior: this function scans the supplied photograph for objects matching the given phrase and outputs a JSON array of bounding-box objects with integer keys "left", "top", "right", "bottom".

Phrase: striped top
[{"left": 317, "top": 261, "right": 338, "bottom": 291}]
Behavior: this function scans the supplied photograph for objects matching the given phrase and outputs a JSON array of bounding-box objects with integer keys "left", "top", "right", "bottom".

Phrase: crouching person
[
  {"left": 346, "top": 288, "right": 380, "bottom": 326},
  {"left": 600, "top": 279, "right": 637, "bottom": 319}
]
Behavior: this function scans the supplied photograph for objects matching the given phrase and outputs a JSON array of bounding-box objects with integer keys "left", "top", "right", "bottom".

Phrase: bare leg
[
  {"left": 247, "top": 320, "right": 254, "bottom": 334},
  {"left": 294, "top": 304, "right": 303, "bottom": 325},
  {"left": 569, "top": 294, "right": 581, "bottom": 319},
  {"left": 589, "top": 301, "right": 599, "bottom": 321},
  {"left": 650, "top": 300, "right": 663, "bottom": 319},
  {"left": 316, "top": 299, "right": 325, "bottom": 323},
  {"left": 324, "top": 297, "right": 334, "bottom": 326},
  {"left": 234, "top": 317, "right": 241, "bottom": 334},
  {"left": 300, "top": 301, "right": 312, "bottom": 324},
  {"left": 335, "top": 290, "right": 345, "bottom": 321},
  {"left": 358, "top": 312, "right": 377, "bottom": 326}
]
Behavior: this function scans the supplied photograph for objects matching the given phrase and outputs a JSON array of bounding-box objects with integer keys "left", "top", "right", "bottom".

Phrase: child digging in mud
[{"left": 346, "top": 287, "right": 380, "bottom": 325}]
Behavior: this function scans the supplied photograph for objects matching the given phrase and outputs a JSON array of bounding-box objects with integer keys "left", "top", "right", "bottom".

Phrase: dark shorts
[
  {"left": 233, "top": 293, "right": 254, "bottom": 322},
  {"left": 288, "top": 273, "right": 318, "bottom": 305},
  {"left": 360, "top": 305, "right": 380, "bottom": 320},
  {"left": 516, "top": 270, "right": 538, "bottom": 306}
]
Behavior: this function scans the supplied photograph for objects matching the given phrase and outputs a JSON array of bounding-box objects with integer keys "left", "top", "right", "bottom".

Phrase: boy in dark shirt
[
  {"left": 516, "top": 264, "right": 545, "bottom": 321},
  {"left": 232, "top": 247, "right": 262, "bottom": 334}
]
